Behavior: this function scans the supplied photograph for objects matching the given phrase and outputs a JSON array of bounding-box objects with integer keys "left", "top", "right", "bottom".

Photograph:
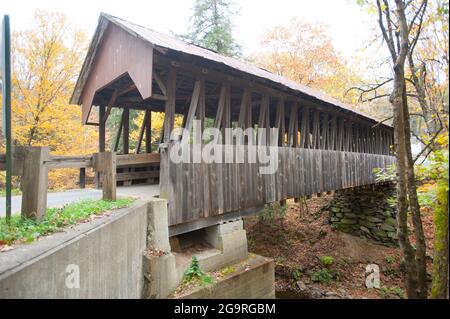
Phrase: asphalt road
[{"left": 0, "top": 185, "right": 159, "bottom": 218}]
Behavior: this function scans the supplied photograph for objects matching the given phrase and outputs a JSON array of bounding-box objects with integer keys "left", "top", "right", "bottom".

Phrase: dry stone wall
[{"left": 326, "top": 183, "right": 398, "bottom": 246}]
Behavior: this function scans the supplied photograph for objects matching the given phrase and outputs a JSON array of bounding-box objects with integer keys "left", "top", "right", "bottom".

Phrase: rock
[
  {"left": 341, "top": 218, "right": 357, "bottom": 225},
  {"left": 359, "top": 226, "right": 371, "bottom": 234},
  {"left": 373, "top": 230, "right": 387, "bottom": 238},
  {"left": 381, "top": 223, "right": 396, "bottom": 232},
  {"left": 296, "top": 281, "right": 308, "bottom": 291},
  {"left": 367, "top": 216, "right": 383, "bottom": 223},
  {"left": 344, "top": 213, "right": 357, "bottom": 218},
  {"left": 384, "top": 217, "right": 397, "bottom": 226},
  {"left": 387, "top": 231, "right": 398, "bottom": 239},
  {"left": 331, "top": 207, "right": 341, "bottom": 213},
  {"left": 335, "top": 212, "right": 344, "bottom": 218}
]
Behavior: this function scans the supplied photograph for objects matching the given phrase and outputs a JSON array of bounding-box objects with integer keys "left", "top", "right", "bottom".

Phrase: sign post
[{"left": 1, "top": 15, "right": 12, "bottom": 222}]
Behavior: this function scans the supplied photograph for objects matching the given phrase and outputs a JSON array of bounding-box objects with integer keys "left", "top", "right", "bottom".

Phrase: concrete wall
[
  {"left": 173, "top": 255, "right": 275, "bottom": 299},
  {"left": 0, "top": 200, "right": 149, "bottom": 298}
]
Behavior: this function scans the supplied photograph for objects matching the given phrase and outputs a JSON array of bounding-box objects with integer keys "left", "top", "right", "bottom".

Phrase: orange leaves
[{"left": 251, "top": 18, "right": 362, "bottom": 106}]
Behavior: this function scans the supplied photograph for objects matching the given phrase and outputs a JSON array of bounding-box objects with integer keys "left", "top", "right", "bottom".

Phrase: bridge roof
[{"left": 71, "top": 13, "right": 391, "bottom": 129}]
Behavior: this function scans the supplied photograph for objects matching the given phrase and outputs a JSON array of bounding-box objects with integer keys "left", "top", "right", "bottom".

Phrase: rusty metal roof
[{"left": 72, "top": 13, "right": 390, "bottom": 127}]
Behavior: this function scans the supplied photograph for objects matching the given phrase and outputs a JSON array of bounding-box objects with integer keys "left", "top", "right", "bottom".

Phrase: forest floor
[{"left": 243, "top": 194, "right": 435, "bottom": 299}]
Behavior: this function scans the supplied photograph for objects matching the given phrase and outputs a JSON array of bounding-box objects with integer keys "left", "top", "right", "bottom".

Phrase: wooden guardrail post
[
  {"left": 79, "top": 167, "right": 86, "bottom": 188},
  {"left": 96, "top": 151, "right": 117, "bottom": 201},
  {"left": 21, "top": 146, "right": 49, "bottom": 219}
]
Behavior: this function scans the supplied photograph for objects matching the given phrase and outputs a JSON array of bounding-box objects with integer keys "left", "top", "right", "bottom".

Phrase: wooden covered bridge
[{"left": 70, "top": 13, "right": 395, "bottom": 235}]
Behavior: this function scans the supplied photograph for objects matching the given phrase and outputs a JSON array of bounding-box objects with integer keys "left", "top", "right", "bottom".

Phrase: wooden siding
[{"left": 161, "top": 144, "right": 395, "bottom": 227}]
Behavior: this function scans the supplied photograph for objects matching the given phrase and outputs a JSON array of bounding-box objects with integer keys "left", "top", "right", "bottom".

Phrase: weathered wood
[
  {"left": 45, "top": 156, "right": 92, "bottom": 169},
  {"left": 163, "top": 143, "right": 396, "bottom": 228},
  {"left": 79, "top": 168, "right": 86, "bottom": 188},
  {"left": 21, "top": 147, "right": 50, "bottom": 219},
  {"left": 99, "top": 106, "right": 106, "bottom": 152},
  {"left": 97, "top": 152, "right": 117, "bottom": 201},
  {"left": 122, "top": 108, "right": 130, "bottom": 154},
  {"left": 116, "top": 153, "right": 160, "bottom": 166},
  {"left": 145, "top": 110, "right": 152, "bottom": 153},
  {"left": 182, "top": 79, "right": 202, "bottom": 143},
  {"left": 136, "top": 110, "right": 150, "bottom": 154},
  {"left": 163, "top": 68, "right": 176, "bottom": 142}
]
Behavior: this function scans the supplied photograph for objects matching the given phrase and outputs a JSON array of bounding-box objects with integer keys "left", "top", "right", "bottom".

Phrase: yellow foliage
[
  {"left": 251, "top": 18, "right": 363, "bottom": 106},
  {"left": 6, "top": 10, "right": 97, "bottom": 188}
]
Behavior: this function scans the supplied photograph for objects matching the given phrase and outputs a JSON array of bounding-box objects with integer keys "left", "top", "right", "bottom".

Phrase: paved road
[{"left": 0, "top": 185, "right": 159, "bottom": 218}]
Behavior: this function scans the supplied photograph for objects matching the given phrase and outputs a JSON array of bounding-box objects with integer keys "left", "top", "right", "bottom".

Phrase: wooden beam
[
  {"left": 287, "top": 104, "right": 298, "bottom": 147},
  {"left": 153, "top": 70, "right": 167, "bottom": 96},
  {"left": 136, "top": 110, "right": 150, "bottom": 154},
  {"left": 114, "top": 111, "right": 125, "bottom": 152},
  {"left": 300, "top": 106, "right": 310, "bottom": 148},
  {"left": 123, "top": 108, "right": 130, "bottom": 154},
  {"left": 99, "top": 106, "right": 106, "bottom": 152},
  {"left": 311, "top": 110, "right": 320, "bottom": 149},
  {"left": 182, "top": 79, "right": 202, "bottom": 143},
  {"left": 275, "top": 98, "right": 285, "bottom": 146},
  {"left": 238, "top": 89, "right": 251, "bottom": 128},
  {"left": 214, "top": 83, "right": 227, "bottom": 129},
  {"left": 145, "top": 110, "right": 152, "bottom": 153},
  {"left": 163, "top": 68, "right": 176, "bottom": 142},
  {"left": 102, "top": 88, "right": 119, "bottom": 126}
]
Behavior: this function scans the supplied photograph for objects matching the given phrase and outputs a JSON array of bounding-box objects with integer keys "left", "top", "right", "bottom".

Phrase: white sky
[{"left": 1, "top": 0, "right": 375, "bottom": 59}]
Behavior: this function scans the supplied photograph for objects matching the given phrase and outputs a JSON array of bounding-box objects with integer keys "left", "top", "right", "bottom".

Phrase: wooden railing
[
  {"left": 0, "top": 147, "right": 160, "bottom": 219},
  {"left": 160, "top": 144, "right": 396, "bottom": 231}
]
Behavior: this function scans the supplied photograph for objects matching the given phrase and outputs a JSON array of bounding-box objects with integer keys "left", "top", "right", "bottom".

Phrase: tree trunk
[
  {"left": 391, "top": 71, "right": 420, "bottom": 299},
  {"left": 402, "top": 84, "right": 429, "bottom": 298},
  {"left": 431, "top": 185, "right": 449, "bottom": 299}
]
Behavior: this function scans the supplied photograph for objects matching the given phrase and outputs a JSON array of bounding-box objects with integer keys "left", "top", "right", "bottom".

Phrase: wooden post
[
  {"left": 145, "top": 110, "right": 152, "bottom": 153},
  {"left": 99, "top": 106, "right": 106, "bottom": 152},
  {"left": 79, "top": 167, "right": 86, "bottom": 189},
  {"left": 21, "top": 146, "right": 49, "bottom": 219},
  {"left": 98, "top": 151, "right": 116, "bottom": 201},
  {"left": 123, "top": 108, "right": 130, "bottom": 154}
]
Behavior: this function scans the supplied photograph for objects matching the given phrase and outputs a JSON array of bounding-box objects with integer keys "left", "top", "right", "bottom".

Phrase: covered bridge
[{"left": 70, "top": 13, "right": 395, "bottom": 235}]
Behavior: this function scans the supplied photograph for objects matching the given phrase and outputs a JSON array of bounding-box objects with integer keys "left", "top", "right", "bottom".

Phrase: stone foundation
[{"left": 326, "top": 183, "right": 398, "bottom": 245}]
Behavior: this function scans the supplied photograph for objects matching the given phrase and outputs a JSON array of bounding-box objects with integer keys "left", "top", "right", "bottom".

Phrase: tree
[
  {"left": 371, "top": 0, "right": 429, "bottom": 298},
  {"left": 251, "top": 18, "right": 363, "bottom": 105},
  {"left": 9, "top": 10, "right": 96, "bottom": 188},
  {"left": 181, "top": 0, "right": 242, "bottom": 57}
]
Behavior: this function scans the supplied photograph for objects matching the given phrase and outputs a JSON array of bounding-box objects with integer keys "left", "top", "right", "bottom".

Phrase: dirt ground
[{"left": 243, "top": 194, "right": 435, "bottom": 299}]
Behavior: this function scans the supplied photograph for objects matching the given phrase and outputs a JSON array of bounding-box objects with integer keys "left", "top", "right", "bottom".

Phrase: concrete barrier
[{"left": 0, "top": 200, "right": 149, "bottom": 298}]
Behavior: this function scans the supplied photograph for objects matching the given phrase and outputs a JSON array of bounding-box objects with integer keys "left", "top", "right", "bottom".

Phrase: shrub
[
  {"left": 320, "top": 255, "right": 334, "bottom": 267},
  {"left": 311, "top": 268, "right": 333, "bottom": 284},
  {"left": 183, "top": 256, "right": 213, "bottom": 286}
]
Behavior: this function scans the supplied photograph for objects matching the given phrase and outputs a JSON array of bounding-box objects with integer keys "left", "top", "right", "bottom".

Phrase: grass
[{"left": 0, "top": 198, "right": 135, "bottom": 245}]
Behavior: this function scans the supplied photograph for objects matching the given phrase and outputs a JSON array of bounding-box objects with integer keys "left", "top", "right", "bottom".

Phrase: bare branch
[{"left": 413, "top": 125, "right": 443, "bottom": 164}]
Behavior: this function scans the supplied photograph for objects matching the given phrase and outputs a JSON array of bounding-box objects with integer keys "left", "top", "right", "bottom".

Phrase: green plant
[
  {"left": 0, "top": 198, "right": 135, "bottom": 245},
  {"left": 274, "top": 256, "right": 286, "bottom": 267},
  {"left": 379, "top": 286, "right": 405, "bottom": 299},
  {"left": 373, "top": 165, "right": 396, "bottom": 182},
  {"left": 183, "top": 256, "right": 213, "bottom": 286},
  {"left": 385, "top": 255, "right": 395, "bottom": 265},
  {"left": 319, "top": 255, "right": 334, "bottom": 267},
  {"left": 258, "top": 202, "right": 287, "bottom": 223},
  {"left": 311, "top": 268, "right": 333, "bottom": 284},
  {"left": 292, "top": 269, "right": 302, "bottom": 281}
]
